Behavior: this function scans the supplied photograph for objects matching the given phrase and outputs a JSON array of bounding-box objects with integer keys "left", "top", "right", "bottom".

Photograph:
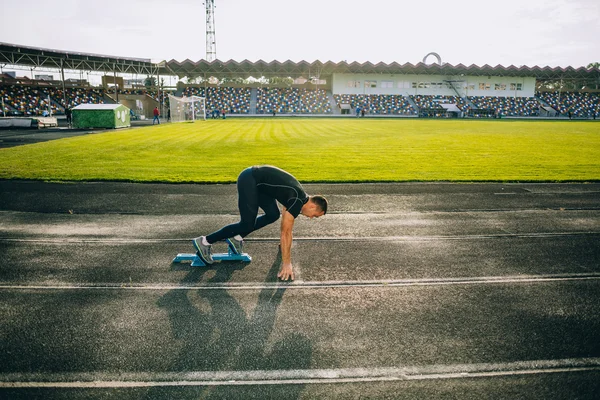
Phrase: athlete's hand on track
[{"left": 278, "top": 262, "right": 294, "bottom": 281}]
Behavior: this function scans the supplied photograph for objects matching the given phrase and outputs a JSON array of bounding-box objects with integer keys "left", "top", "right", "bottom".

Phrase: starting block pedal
[{"left": 173, "top": 248, "right": 252, "bottom": 267}]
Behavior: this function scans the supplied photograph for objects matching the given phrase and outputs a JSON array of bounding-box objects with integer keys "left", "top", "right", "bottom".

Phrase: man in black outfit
[
  {"left": 193, "top": 165, "right": 328, "bottom": 281},
  {"left": 65, "top": 107, "right": 72, "bottom": 127}
]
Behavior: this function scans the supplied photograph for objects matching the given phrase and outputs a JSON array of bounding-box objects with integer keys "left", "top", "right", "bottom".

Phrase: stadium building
[{"left": 1, "top": 42, "right": 599, "bottom": 121}]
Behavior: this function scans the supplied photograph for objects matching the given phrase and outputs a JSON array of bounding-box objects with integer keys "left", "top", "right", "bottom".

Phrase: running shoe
[
  {"left": 226, "top": 237, "right": 244, "bottom": 254},
  {"left": 192, "top": 236, "right": 214, "bottom": 264}
]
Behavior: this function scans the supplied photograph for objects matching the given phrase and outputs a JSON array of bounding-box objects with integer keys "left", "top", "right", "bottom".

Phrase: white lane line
[
  {"left": 1, "top": 358, "right": 599, "bottom": 388},
  {"left": 1, "top": 231, "right": 599, "bottom": 244},
  {"left": 2, "top": 273, "right": 600, "bottom": 291}
]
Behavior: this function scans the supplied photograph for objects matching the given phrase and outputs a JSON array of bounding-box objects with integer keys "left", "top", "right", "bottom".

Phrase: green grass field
[{"left": 0, "top": 118, "right": 598, "bottom": 183}]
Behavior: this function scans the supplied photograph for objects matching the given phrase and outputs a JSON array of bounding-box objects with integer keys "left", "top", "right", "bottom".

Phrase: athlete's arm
[{"left": 278, "top": 207, "right": 295, "bottom": 281}]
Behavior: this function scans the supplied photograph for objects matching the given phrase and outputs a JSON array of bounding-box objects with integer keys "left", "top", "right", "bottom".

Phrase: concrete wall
[{"left": 105, "top": 94, "right": 157, "bottom": 119}]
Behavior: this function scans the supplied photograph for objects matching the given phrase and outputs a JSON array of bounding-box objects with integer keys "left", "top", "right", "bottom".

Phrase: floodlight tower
[{"left": 205, "top": 0, "right": 217, "bottom": 61}]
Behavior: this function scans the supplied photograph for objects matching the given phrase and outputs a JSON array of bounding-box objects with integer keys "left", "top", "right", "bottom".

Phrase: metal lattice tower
[{"left": 205, "top": 0, "right": 217, "bottom": 62}]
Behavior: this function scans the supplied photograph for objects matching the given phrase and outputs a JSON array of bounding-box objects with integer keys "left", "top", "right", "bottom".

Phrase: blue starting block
[{"left": 173, "top": 248, "right": 252, "bottom": 267}]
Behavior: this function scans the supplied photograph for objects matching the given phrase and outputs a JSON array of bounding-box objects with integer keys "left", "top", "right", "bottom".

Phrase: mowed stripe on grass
[{"left": 0, "top": 118, "right": 598, "bottom": 182}]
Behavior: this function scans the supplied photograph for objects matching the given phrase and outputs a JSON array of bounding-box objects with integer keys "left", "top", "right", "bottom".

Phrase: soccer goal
[{"left": 168, "top": 94, "right": 206, "bottom": 122}]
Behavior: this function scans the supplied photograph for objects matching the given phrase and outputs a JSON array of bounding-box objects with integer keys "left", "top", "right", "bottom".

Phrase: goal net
[{"left": 168, "top": 94, "right": 206, "bottom": 122}]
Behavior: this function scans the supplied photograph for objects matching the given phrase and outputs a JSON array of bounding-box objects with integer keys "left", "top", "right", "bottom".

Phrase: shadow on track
[{"left": 148, "top": 247, "right": 313, "bottom": 399}]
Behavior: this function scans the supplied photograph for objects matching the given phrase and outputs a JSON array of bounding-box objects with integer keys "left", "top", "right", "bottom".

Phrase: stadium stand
[
  {"left": 468, "top": 96, "right": 541, "bottom": 117},
  {"left": 3, "top": 81, "right": 600, "bottom": 119},
  {"left": 537, "top": 91, "right": 600, "bottom": 118},
  {"left": 1, "top": 85, "right": 105, "bottom": 115},
  {"left": 2, "top": 85, "right": 59, "bottom": 116},
  {"left": 182, "top": 87, "right": 251, "bottom": 114},
  {"left": 333, "top": 94, "right": 416, "bottom": 115},
  {"left": 257, "top": 88, "right": 331, "bottom": 114},
  {"left": 56, "top": 88, "right": 105, "bottom": 110},
  {"left": 1, "top": 85, "right": 52, "bottom": 116}
]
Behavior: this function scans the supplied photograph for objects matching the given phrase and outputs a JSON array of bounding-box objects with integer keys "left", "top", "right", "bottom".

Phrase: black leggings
[{"left": 206, "top": 167, "right": 280, "bottom": 243}]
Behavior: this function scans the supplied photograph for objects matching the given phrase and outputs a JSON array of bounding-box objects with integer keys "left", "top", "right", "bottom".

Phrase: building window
[
  {"left": 347, "top": 81, "right": 360, "bottom": 88},
  {"left": 495, "top": 83, "right": 506, "bottom": 90},
  {"left": 479, "top": 83, "right": 491, "bottom": 90},
  {"left": 510, "top": 83, "right": 523, "bottom": 91},
  {"left": 365, "top": 80, "right": 377, "bottom": 88},
  {"left": 381, "top": 81, "right": 393, "bottom": 88}
]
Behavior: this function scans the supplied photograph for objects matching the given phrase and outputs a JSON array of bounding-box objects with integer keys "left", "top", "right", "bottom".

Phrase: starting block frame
[{"left": 173, "top": 248, "right": 252, "bottom": 267}]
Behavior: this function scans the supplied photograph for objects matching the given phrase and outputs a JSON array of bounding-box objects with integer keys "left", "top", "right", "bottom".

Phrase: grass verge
[{"left": 0, "top": 118, "right": 598, "bottom": 183}]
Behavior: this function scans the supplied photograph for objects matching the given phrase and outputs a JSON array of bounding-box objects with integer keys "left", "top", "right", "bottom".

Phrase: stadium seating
[
  {"left": 54, "top": 88, "right": 105, "bottom": 110},
  {"left": 0, "top": 86, "right": 105, "bottom": 115},
  {"left": 468, "top": 96, "right": 541, "bottom": 117},
  {"left": 2, "top": 82, "right": 599, "bottom": 119},
  {"left": 183, "top": 87, "right": 251, "bottom": 114},
  {"left": 1, "top": 85, "right": 57, "bottom": 116},
  {"left": 333, "top": 94, "right": 415, "bottom": 115},
  {"left": 536, "top": 91, "right": 600, "bottom": 118},
  {"left": 257, "top": 88, "right": 331, "bottom": 114}
]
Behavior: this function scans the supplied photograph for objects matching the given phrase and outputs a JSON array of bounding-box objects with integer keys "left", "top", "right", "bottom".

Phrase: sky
[{"left": 1, "top": 0, "right": 599, "bottom": 69}]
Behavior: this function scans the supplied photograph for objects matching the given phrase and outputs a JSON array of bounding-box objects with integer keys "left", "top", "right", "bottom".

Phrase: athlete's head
[
  {"left": 301, "top": 195, "right": 328, "bottom": 218},
  {"left": 310, "top": 195, "right": 328, "bottom": 215}
]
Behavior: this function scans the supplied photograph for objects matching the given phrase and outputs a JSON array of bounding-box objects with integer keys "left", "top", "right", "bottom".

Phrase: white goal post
[{"left": 168, "top": 94, "right": 206, "bottom": 122}]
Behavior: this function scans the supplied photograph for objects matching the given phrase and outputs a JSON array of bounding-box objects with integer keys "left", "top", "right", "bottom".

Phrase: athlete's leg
[
  {"left": 251, "top": 193, "right": 280, "bottom": 232},
  {"left": 205, "top": 167, "right": 258, "bottom": 243}
]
